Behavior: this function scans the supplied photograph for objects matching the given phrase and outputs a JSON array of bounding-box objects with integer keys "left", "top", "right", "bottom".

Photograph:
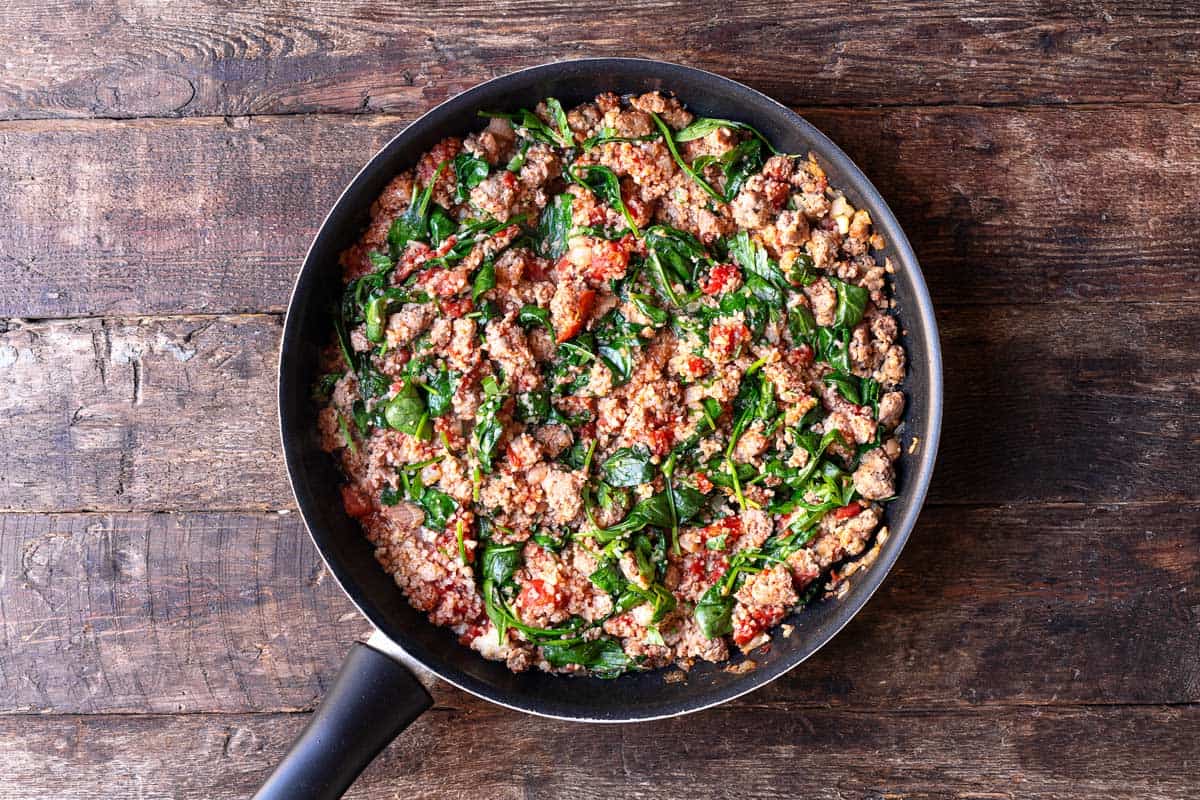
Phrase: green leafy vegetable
[
  {"left": 601, "top": 445, "right": 656, "bottom": 487},
  {"left": 471, "top": 376, "right": 507, "bottom": 473},
  {"left": 728, "top": 231, "right": 788, "bottom": 296},
  {"left": 568, "top": 163, "right": 640, "bottom": 237},
  {"left": 452, "top": 152, "right": 489, "bottom": 204},
  {"left": 675, "top": 116, "right": 786, "bottom": 156},
  {"left": 593, "top": 311, "right": 643, "bottom": 386},
  {"left": 428, "top": 205, "right": 457, "bottom": 246},
  {"left": 650, "top": 112, "right": 725, "bottom": 203},
  {"left": 480, "top": 104, "right": 572, "bottom": 149},
  {"left": 831, "top": 278, "right": 869, "bottom": 329},
  {"left": 537, "top": 193, "right": 573, "bottom": 260},
  {"left": 472, "top": 258, "right": 496, "bottom": 301},
  {"left": 387, "top": 161, "right": 447, "bottom": 259},
  {"left": 541, "top": 637, "right": 636, "bottom": 678},
  {"left": 384, "top": 380, "right": 430, "bottom": 439},
  {"left": 517, "top": 304, "right": 554, "bottom": 337}
]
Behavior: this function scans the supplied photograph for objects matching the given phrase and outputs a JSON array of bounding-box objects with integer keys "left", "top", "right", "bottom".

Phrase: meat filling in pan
[{"left": 316, "top": 91, "right": 907, "bottom": 676}]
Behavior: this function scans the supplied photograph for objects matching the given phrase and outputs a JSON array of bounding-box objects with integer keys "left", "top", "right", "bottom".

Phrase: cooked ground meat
[{"left": 318, "top": 91, "right": 908, "bottom": 676}]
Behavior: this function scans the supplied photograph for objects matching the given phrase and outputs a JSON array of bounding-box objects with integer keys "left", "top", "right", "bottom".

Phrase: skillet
[{"left": 258, "top": 57, "right": 943, "bottom": 799}]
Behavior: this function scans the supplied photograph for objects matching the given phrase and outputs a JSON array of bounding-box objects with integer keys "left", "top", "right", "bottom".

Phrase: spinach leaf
[
  {"left": 598, "top": 483, "right": 706, "bottom": 539},
  {"left": 728, "top": 231, "right": 788, "bottom": 294},
  {"left": 515, "top": 390, "right": 550, "bottom": 423},
  {"left": 831, "top": 278, "right": 869, "bottom": 329},
  {"left": 532, "top": 528, "right": 567, "bottom": 552},
  {"left": 629, "top": 292, "right": 668, "bottom": 327},
  {"left": 817, "top": 326, "right": 853, "bottom": 374},
  {"left": 548, "top": 332, "right": 596, "bottom": 395},
  {"left": 568, "top": 164, "right": 639, "bottom": 237},
  {"left": 471, "top": 376, "right": 507, "bottom": 473},
  {"left": 517, "top": 304, "right": 554, "bottom": 337},
  {"left": 823, "top": 372, "right": 862, "bottom": 405},
  {"left": 650, "top": 112, "right": 725, "bottom": 203},
  {"left": 695, "top": 581, "right": 736, "bottom": 639},
  {"left": 423, "top": 366, "right": 457, "bottom": 418},
  {"left": 641, "top": 224, "right": 708, "bottom": 306},
  {"left": 537, "top": 193, "right": 573, "bottom": 260},
  {"left": 387, "top": 160, "right": 447, "bottom": 258},
  {"left": 675, "top": 116, "right": 786, "bottom": 155},
  {"left": 384, "top": 380, "right": 430, "bottom": 439},
  {"left": 602, "top": 445, "right": 656, "bottom": 487},
  {"left": 480, "top": 105, "right": 572, "bottom": 149},
  {"left": 429, "top": 205, "right": 457, "bottom": 246},
  {"left": 787, "top": 250, "right": 818, "bottom": 285},
  {"left": 380, "top": 485, "right": 402, "bottom": 506},
  {"left": 541, "top": 637, "right": 635, "bottom": 678},
  {"left": 506, "top": 138, "right": 532, "bottom": 172},
  {"left": 424, "top": 215, "right": 523, "bottom": 270},
  {"left": 546, "top": 98, "right": 574, "bottom": 147},
  {"left": 789, "top": 304, "right": 817, "bottom": 344},
  {"left": 593, "top": 311, "right": 642, "bottom": 386},
  {"left": 581, "top": 126, "right": 661, "bottom": 149},
  {"left": 419, "top": 487, "right": 457, "bottom": 530},
  {"left": 481, "top": 542, "right": 522, "bottom": 587},
  {"left": 720, "top": 138, "right": 765, "bottom": 200},
  {"left": 312, "top": 371, "right": 342, "bottom": 402},
  {"left": 472, "top": 258, "right": 496, "bottom": 301},
  {"left": 452, "top": 152, "right": 489, "bottom": 204}
]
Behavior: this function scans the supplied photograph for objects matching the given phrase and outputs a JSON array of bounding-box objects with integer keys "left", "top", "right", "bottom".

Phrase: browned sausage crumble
[{"left": 315, "top": 91, "right": 907, "bottom": 676}]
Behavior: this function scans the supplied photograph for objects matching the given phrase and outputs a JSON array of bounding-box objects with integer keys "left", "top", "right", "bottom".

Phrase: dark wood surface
[{"left": 1, "top": 3, "right": 1197, "bottom": 798}]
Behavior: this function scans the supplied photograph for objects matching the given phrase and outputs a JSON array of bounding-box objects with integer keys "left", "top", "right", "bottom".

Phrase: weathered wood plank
[
  {"left": 2, "top": 1, "right": 1199, "bottom": 121},
  {"left": 2, "top": 505, "right": 1195, "bottom": 714},
  {"left": 2, "top": 304, "right": 1196, "bottom": 512},
  {"left": 0, "top": 315, "right": 291, "bottom": 511},
  {"left": 2, "top": 106, "right": 1197, "bottom": 320},
  {"left": 1, "top": 705, "right": 1197, "bottom": 799}
]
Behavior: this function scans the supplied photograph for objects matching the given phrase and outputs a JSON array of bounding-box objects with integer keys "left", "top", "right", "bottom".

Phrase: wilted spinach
[
  {"left": 601, "top": 445, "right": 656, "bottom": 487},
  {"left": 452, "top": 152, "right": 489, "bottom": 204},
  {"left": 568, "top": 164, "right": 639, "bottom": 237}
]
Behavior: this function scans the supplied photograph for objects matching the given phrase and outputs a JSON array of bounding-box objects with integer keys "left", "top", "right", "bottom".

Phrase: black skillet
[{"left": 258, "top": 58, "right": 943, "bottom": 799}]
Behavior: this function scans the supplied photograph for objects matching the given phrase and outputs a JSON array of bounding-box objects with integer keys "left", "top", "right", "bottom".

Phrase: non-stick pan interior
[{"left": 279, "top": 58, "right": 942, "bottom": 721}]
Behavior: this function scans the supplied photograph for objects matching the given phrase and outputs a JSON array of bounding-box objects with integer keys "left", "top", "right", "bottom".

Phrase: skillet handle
[{"left": 252, "top": 640, "right": 432, "bottom": 800}]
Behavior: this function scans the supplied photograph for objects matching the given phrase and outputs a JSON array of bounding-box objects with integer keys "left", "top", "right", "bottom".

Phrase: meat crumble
[{"left": 315, "top": 92, "right": 907, "bottom": 676}]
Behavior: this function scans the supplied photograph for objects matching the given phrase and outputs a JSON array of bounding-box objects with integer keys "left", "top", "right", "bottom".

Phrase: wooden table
[{"left": 2, "top": 3, "right": 1197, "bottom": 797}]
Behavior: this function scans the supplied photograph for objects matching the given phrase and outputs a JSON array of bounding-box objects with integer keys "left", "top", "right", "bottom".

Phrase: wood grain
[
  {"left": 1, "top": 705, "right": 1197, "bottom": 799},
  {"left": 0, "top": 315, "right": 291, "bottom": 512},
  {"left": 2, "top": 304, "right": 1196, "bottom": 512},
  {"left": 2, "top": 504, "right": 1195, "bottom": 715},
  {"left": 2, "top": 105, "right": 1199, "bottom": 319},
  {"left": 2, "top": 1, "right": 1199, "bottom": 122}
]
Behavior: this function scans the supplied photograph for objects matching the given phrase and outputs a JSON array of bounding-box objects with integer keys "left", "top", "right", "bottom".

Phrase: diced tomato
[
  {"left": 686, "top": 356, "right": 711, "bottom": 378},
  {"left": 442, "top": 296, "right": 473, "bottom": 318},
  {"left": 555, "top": 288, "right": 596, "bottom": 343},
  {"left": 708, "top": 322, "right": 752, "bottom": 361},
  {"left": 701, "top": 263, "right": 741, "bottom": 295},
  {"left": 646, "top": 427, "right": 674, "bottom": 457},
  {"left": 432, "top": 235, "right": 458, "bottom": 258},
  {"left": 733, "top": 605, "right": 786, "bottom": 646},
  {"left": 694, "top": 472, "right": 714, "bottom": 494},
  {"left": 834, "top": 501, "right": 864, "bottom": 520},
  {"left": 419, "top": 267, "right": 469, "bottom": 298},
  {"left": 584, "top": 239, "right": 631, "bottom": 282},
  {"left": 393, "top": 241, "right": 433, "bottom": 283},
  {"left": 340, "top": 485, "right": 373, "bottom": 520},
  {"left": 788, "top": 344, "right": 814, "bottom": 367}
]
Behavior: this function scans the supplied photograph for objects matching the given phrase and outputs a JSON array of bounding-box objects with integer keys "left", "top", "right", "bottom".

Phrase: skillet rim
[{"left": 278, "top": 56, "right": 943, "bottom": 722}]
